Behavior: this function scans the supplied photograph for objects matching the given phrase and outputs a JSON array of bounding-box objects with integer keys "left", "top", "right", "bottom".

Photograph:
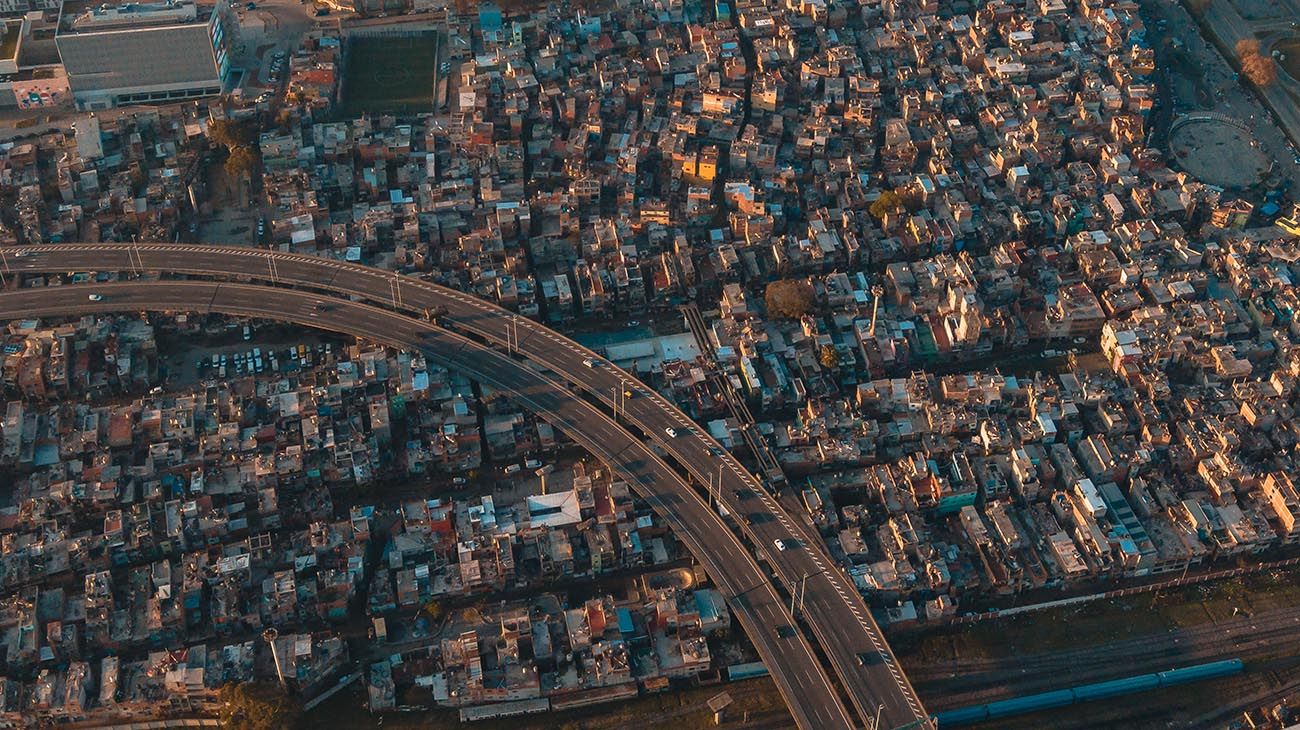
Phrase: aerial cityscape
[{"left": 3, "top": 0, "right": 1300, "bottom": 727}]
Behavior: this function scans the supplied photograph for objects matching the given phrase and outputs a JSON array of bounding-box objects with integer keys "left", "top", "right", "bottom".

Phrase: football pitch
[{"left": 342, "top": 32, "right": 440, "bottom": 116}]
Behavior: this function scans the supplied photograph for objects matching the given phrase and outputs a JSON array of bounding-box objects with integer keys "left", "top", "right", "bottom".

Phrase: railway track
[{"left": 914, "top": 605, "right": 1300, "bottom": 709}]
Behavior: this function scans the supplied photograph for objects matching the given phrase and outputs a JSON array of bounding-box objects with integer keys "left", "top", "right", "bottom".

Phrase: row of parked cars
[
  {"left": 197, "top": 342, "right": 332, "bottom": 379},
  {"left": 267, "top": 50, "right": 288, "bottom": 84}
]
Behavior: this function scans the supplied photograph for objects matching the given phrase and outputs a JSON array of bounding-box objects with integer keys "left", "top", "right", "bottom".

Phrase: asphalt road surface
[
  {"left": 0, "top": 244, "right": 932, "bottom": 730},
  {"left": 0, "top": 279, "right": 858, "bottom": 730}
]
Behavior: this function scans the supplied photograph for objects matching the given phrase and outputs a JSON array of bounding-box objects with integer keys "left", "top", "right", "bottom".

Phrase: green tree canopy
[
  {"left": 819, "top": 343, "right": 840, "bottom": 370},
  {"left": 225, "top": 145, "right": 260, "bottom": 177},
  {"left": 208, "top": 119, "right": 252, "bottom": 150},
  {"left": 765, "top": 279, "right": 816, "bottom": 319},
  {"left": 869, "top": 190, "right": 903, "bottom": 220},
  {"left": 219, "top": 682, "right": 302, "bottom": 730}
]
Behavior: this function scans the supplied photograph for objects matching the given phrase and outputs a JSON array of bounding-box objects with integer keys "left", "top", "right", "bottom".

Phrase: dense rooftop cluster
[{"left": 2, "top": 0, "right": 1300, "bottom": 722}]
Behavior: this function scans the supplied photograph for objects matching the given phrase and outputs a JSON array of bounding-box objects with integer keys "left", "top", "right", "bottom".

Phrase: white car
[
  {"left": 87, "top": 293, "right": 103, "bottom": 301},
  {"left": 774, "top": 538, "right": 788, "bottom": 551},
  {"left": 582, "top": 357, "right": 596, "bottom": 367},
  {"left": 664, "top": 427, "right": 677, "bottom": 438}
]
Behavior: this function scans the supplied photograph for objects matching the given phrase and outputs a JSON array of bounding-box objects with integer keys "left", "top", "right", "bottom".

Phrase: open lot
[
  {"left": 341, "top": 32, "right": 439, "bottom": 116},
  {"left": 306, "top": 675, "right": 791, "bottom": 730}
]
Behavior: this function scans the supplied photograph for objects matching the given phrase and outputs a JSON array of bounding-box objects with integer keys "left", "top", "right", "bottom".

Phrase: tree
[
  {"left": 207, "top": 119, "right": 251, "bottom": 150},
  {"left": 225, "top": 145, "right": 260, "bottom": 176},
  {"left": 765, "top": 279, "right": 815, "bottom": 319},
  {"left": 1235, "top": 38, "right": 1261, "bottom": 60},
  {"left": 818, "top": 344, "right": 840, "bottom": 370},
  {"left": 274, "top": 109, "right": 296, "bottom": 134},
  {"left": 219, "top": 682, "right": 302, "bottom": 730},
  {"left": 869, "top": 190, "right": 903, "bottom": 221},
  {"left": 1243, "top": 53, "right": 1278, "bottom": 86}
]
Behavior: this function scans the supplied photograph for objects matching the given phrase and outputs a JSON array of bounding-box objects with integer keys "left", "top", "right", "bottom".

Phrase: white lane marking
[{"left": 47, "top": 246, "right": 920, "bottom": 717}]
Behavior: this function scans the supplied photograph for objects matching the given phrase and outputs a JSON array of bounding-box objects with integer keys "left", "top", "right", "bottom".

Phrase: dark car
[{"left": 775, "top": 625, "right": 796, "bottom": 639}]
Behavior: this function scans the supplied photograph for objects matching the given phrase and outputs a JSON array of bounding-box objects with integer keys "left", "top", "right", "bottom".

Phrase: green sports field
[{"left": 341, "top": 32, "right": 440, "bottom": 116}]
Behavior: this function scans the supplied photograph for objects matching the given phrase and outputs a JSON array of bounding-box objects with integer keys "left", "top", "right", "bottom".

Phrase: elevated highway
[
  {"left": 0, "top": 279, "right": 858, "bottom": 730},
  {"left": 3, "top": 244, "right": 933, "bottom": 729}
]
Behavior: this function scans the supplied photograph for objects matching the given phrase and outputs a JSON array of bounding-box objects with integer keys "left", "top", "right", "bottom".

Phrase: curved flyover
[
  {"left": 0, "top": 280, "right": 856, "bottom": 730},
  {"left": 1, "top": 244, "right": 933, "bottom": 730}
]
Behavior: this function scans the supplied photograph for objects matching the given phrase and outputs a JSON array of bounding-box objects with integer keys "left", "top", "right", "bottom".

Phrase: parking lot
[{"left": 162, "top": 329, "right": 341, "bottom": 387}]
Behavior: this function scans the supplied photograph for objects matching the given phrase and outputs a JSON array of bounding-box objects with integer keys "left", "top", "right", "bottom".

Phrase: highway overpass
[
  {"left": 0, "top": 279, "right": 858, "bottom": 730},
  {"left": 1, "top": 244, "right": 933, "bottom": 730}
]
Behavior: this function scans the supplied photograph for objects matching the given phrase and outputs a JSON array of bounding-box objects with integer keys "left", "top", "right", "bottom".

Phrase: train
[
  {"left": 725, "top": 662, "right": 770, "bottom": 681},
  {"left": 934, "top": 658, "right": 1244, "bottom": 727}
]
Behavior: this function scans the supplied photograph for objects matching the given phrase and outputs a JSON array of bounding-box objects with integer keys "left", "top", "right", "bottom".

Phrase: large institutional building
[{"left": 55, "top": 0, "right": 235, "bottom": 109}]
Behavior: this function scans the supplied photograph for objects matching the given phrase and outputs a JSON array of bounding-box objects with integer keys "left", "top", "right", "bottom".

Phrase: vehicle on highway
[
  {"left": 14, "top": 250, "right": 31, "bottom": 258},
  {"left": 664, "top": 426, "right": 678, "bottom": 438},
  {"left": 774, "top": 538, "right": 789, "bottom": 551},
  {"left": 87, "top": 293, "right": 103, "bottom": 301},
  {"left": 582, "top": 357, "right": 596, "bottom": 367},
  {"left": 775, "top": 625, "right": 796, "bottom": 639},
  {"left": 26, "top": 247, "right": 932, "bottom": 730}
]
